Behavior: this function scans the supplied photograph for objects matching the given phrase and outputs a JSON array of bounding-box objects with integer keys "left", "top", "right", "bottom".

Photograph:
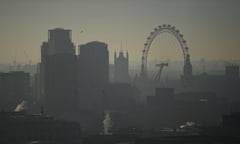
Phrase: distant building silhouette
[
  {"left": 32, "top": 63, "right": 41, "bottom": 101},
  {"left": 114, "top": 51, "right": 130, "bottom": 83},
  {"left": 183, "top": 54, "right": 193, "bottom": 77},
  {"left": 77, "top": 41, "right": 109, "bottom": 107},
  {"left": 225, "top": 64, "right": 239, "bottom": 79},
  {"left": 77, "top": 41, "right": 109, "bottom": 130},
  {"left": 41, "top": 28, "right": 75, "bottom": 57},
  {"left": 181, "top": 54, "right": 193, "bottom": 85},
  {"left": 0, "top": 111, "right": 81, "bottom": 144},
  {"left": 147, "top": 88, "right": 174, "bottom": 106},
  {"left": 40, "top": 28, "right": 78, "bottom": 120},
  {"left": 104, "top": 83, "right": 137, "bottom": 112},
  {"left": 0, "top": 71, "right": 30, "bottom": 111},
  {"left": 178, "top": 63, "right": 240, "bottom": 101},
  {"left": 222, "top": 112, "right": 240, "bottom": 131},
  {"left": 78, "top": 41, "right": 109, "bottom": 87}
]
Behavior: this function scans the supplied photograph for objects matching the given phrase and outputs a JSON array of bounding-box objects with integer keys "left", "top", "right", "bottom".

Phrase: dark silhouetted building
[
  {"left": 181, "top": 54, "right": 193, "bottom": 85},
  {"left": 225, "top": 64, "right": 239, "bottom": 79},
  {"left": 104, "top": 83, "right": 137, "bottom": 112},
  {"left": 179, "top": 64, "right": 240, "bottom": 101},
  {"left": 32, "top": 63, "right": 41, "bottom": 101},
  {"left": 222, "top": 112, "right": 240, "bottom": 129},
  {"left": 77, "top": 41, "right": 109, "bottom": 130},
  {"left": 40, "top": 28, "right": 78, "bottom": 120},
  {"left": 0, "top": 71, "right": 30, "bottom": 111},
  {"left": 0, "top": 111, "right": 81, "bottom": 144},
  {"left": 78, "top": 41, "right": 109, "bottom": 109},
  {"left": 78, "top": 41, "right": 109, "bottom": 87},
  {"left": 222, "top": 112, "right": 240, "bottom": 137},
  {"left": 147, "top": 88, "right": 174, "bottom": 106},
  {"left": 114, "top": 51, "right": 130, "bottom": 83},
  {"left": 41, "top": 28, "right": 75, "bottom": 57},
  {"left": 183, "top": 54, "right": 192, "bottom": 77}
]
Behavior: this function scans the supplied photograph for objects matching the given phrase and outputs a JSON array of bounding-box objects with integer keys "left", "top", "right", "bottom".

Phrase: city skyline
[
  {"left": 0, "top": 0, "right": 240, "bottom": 64},
  {"left": 1, "top": 1, "right": 240, "bottom": 141}
]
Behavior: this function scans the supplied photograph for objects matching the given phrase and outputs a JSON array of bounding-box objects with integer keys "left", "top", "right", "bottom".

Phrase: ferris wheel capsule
[
  {"left": 167, "top": 24, "right": 171, "bottom": 28},
  {"left": 163, "top": 24, "right": 166, "bottom": 27},
  {"left": 158, "top": 25, "right": 162, "bottom": 29}
]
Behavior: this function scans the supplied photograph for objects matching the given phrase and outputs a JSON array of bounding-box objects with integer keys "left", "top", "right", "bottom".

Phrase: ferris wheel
[{"left": 140, "top": 24, "right": 192, "bottom": 78}]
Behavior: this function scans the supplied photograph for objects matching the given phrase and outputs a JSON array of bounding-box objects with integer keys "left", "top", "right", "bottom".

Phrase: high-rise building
[
  {"left": 114, "top": 51, "right": 130, "bottom": 83},
  {"left": 77, "top": 41, "right": 109, "bottom": 112},
  {"left": 0, "top": 111, "right": 81, "bottom": 144},
  {"left": 40, "top": 28, "right": 76, "bottom": 97},
  {"left": 78, "top": 41, "right": 109, "bottom": 87},
  {"left": 41, "top": 28, "right": 75, "bottom": 58},
  {"left": 40, "top": 28, "right": 78, "bottom": 120}
]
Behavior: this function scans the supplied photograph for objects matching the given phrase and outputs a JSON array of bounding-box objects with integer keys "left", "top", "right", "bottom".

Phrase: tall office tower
[
  {"left": 77, "top": 41, "right": 109, "bottom": 113},
  {"left": 40, "top": 28, "right": 78, "bottom": 120},
  {"left": 78, "top": 41, "right": 109, "bottom": 87},
  {"left": 0, "top": 71, "right": 30, "bottom": 111},
  {"left": 114, "top": 51, "right": 130, "bottom": 83},
  {"left": 41, "top": 28, "right": 75, "bottom": 58}
]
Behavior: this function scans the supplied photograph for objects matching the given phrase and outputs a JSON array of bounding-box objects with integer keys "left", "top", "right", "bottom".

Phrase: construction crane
[{"left": 154, "top": 63, "right": 168, "bottom": 82}]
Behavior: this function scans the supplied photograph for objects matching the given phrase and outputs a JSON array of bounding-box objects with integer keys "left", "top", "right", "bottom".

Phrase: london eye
[{"left": 140, "top": 24, "right": 192, "bottom": 79}]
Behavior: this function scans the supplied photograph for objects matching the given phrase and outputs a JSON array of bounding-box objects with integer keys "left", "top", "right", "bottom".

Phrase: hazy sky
[{"left": 0, "top": 0, "right": 240, "bottom": 64}]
